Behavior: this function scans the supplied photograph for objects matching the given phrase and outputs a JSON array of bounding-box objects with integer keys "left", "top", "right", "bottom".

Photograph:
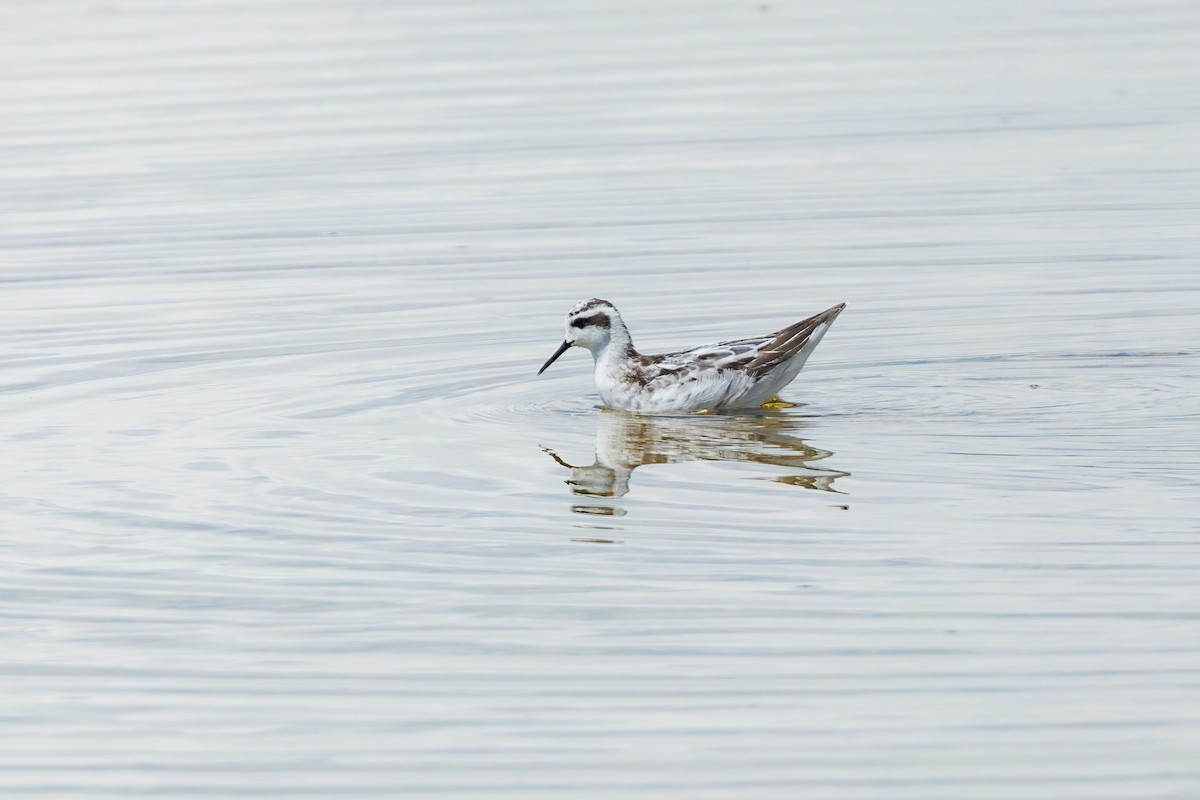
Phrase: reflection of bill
[{"left": 542, "top": 409, "right": 849, "bottom": 504}]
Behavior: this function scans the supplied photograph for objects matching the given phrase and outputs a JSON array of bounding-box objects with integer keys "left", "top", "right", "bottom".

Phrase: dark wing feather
[{"left": 743, "top": 303, "right": 846, "bottom": 376}]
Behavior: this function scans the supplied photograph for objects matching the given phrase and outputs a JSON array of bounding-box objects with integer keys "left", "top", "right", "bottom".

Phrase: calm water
[{"left": 2, "top": 0, "right": 1199, "bottom": 797}]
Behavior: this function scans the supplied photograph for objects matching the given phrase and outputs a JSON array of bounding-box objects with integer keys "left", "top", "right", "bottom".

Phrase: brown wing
[{"left": 743, "top": 303, "right": 846, "bottom": 376}]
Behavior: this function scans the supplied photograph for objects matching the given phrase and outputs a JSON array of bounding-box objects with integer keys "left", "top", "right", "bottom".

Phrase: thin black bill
[{"left": 538, "top": 340, "right": 572, "bottom": 375}]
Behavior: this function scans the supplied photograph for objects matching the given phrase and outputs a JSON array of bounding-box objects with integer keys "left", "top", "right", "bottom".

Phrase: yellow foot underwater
[{"left": 759, "top": 396, "right": 798, "bottom": 409}]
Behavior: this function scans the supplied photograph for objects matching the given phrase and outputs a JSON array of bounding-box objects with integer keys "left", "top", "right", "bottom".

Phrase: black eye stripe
[{"left": 570, "top": 314, "right": 610, "bottom": 329}]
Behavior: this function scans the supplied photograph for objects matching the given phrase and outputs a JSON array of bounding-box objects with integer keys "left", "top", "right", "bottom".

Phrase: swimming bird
[{"left": 537, "top": 299, "right": 846, "bottom": 412}]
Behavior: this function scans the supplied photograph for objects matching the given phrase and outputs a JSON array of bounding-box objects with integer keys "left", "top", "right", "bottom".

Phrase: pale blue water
[{"left": 2, "top": 1, "right": 1199, "bottom": 797}]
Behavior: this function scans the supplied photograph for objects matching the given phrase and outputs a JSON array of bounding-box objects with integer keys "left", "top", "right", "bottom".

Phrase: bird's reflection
[{"left": 543, "top": 408, "right": 848, "bottom": 514}]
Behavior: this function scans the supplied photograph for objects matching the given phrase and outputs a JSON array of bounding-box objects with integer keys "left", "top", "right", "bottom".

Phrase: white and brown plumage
[{"left": 538, "top": 298, "right": 846, "bottom": 412}]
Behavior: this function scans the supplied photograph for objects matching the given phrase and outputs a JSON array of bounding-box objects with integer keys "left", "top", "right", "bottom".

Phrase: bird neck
[{"left": 591, "top": 322, "right": 636, "bottom": 369}]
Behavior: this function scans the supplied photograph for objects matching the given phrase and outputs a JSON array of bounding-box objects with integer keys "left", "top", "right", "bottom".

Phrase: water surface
[{"left": 2, "top": 1, "right": 1199, "bottom": 797}]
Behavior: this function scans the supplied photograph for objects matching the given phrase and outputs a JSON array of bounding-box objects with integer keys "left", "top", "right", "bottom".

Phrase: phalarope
[{"left": 538, "top": 298, "right": 846, "bottom": 412}]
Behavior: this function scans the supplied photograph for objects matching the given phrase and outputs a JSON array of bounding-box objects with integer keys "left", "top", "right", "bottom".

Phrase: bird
[{"left": 537, "top": 298, "right": 845, "bottom": 412}]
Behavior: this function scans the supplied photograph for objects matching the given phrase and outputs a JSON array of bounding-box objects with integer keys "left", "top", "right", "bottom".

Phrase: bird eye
[{"left": 570, "top": 318, "right": 588, "bottom": 329}]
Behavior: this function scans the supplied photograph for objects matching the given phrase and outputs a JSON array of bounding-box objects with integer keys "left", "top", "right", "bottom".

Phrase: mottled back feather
[
  {"left": 632, "top": 304, "right": 845, "bottom": 386},
  {"left": 743, "top": 303, "right": 846, "bottom": 376}
]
